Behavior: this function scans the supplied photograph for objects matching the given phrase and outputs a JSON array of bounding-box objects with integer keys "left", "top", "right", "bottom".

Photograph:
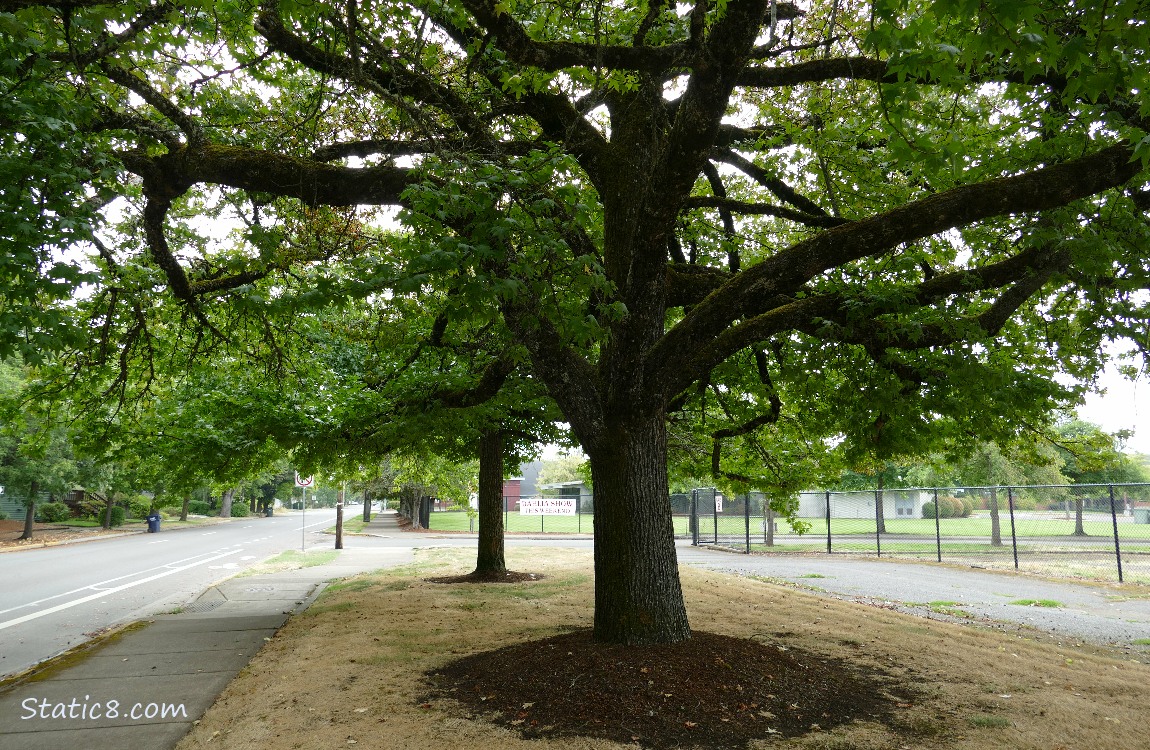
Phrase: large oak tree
[{"left": 5, "top": 0, "right": 1148, "bottom": 644}]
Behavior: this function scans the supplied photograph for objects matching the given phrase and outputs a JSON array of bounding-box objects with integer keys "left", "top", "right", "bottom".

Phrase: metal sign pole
[{"left": 294, "top": 473, "right": 316, "bottom": 551}]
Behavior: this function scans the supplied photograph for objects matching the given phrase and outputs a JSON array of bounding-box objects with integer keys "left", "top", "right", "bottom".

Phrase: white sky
[{"left": 1078, "top": 364, "right": 1149, "bottom": 455}]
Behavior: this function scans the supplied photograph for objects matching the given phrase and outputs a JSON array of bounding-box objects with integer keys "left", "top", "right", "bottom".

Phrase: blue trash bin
[{"left": 146, "top": 513, "right": 161, "bottom": 533}]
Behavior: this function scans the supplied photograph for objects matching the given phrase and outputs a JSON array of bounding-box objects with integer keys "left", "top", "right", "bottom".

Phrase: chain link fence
[{"left": 685, "top": 484, "right": 1150, "bottom": 583}]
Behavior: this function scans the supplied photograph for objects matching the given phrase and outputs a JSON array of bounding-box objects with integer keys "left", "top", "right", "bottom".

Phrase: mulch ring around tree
[
  {"left": 426, "top": 629, "right": 912, "bottom": 750},
  {"left": 426, "top": 570, "right": 544, "bottom": 584}
]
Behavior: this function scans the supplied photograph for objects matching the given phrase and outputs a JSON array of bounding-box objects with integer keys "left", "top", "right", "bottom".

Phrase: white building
[{"left": 797, "top": 490, "right": 934, "bottom": 519}]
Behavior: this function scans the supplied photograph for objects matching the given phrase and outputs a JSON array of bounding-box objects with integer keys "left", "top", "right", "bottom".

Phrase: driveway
[{"left": 675, "top": 544, "right": 1150, "bottom": 649}]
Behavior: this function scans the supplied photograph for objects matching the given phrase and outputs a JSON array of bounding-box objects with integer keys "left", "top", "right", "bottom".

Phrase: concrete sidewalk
[{"left": 0, "top": 532, "right": 411, "bottom": 750}]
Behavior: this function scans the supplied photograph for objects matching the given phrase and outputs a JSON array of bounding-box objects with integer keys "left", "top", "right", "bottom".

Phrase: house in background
[
  {"left": 516, "top": 460, "right": 543, "bottom": 498},
  {"left": 0, "top": 487, "right": 53, "bottom": 519},
  {"left": 798, "top": 490, "right": 933, "bottom": 519},
  {"left": 503, "top": 477, "right": 523, "bottom": 510},
  {"left": 538, "top": 480, "right": 593, "bottom": 512}
]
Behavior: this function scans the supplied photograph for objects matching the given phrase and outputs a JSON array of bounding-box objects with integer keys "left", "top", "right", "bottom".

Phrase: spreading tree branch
[{"left": 648, "top": 141, "right": 1141, "bottom": 401}]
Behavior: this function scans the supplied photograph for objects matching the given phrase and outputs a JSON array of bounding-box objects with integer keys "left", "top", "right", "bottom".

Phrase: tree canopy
[{"left": 4, "top": 0, "right": 1148, "bottom": 644}]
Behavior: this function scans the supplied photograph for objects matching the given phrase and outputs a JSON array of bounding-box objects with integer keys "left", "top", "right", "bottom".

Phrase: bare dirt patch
[
  {"left": 175, "top": 547, "right": 1150, "bottom": 750},
  {"left": 0, "top": 519, "right": 130, "bottom": 550}
]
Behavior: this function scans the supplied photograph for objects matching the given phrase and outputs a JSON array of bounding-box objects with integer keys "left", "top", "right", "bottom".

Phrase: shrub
[
  {"left": 109, "top": 506, "right": 126, "bottom": 527},
  {"left": 922, "top": 501, "right": 937, "bottom": 519},
  {"left": 1011, "top": 494, "right": 1038, "bottom": 511},
  {"left": 960, "top": 497, "right": 974, "bottom": 517},
  {"left": 158, "top": 505, "right": 183, "bottom": 518},
  {"left": 187, "top": 499, "right": 212, "bottom": 516},
  {"left": 230, "top": 503, "right": 250, "bottom": 517},
  {"left": 935, "top": 497, "right": 964, "bottom": 519},
  {"left": 0, "top": 509, "right": 6, "bottom": 520},
  {"left": 127, "top": 496, "right": 153, "bottom": 519},
  {"left": 38, "top": 502, "right": 72, "bottom": 523}
]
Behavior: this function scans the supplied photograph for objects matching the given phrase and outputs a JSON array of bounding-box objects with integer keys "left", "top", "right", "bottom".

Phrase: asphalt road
[
  {"left": 0, "top": 510, "right": 339, "bottom": 679},
  {"left": 674, "top": 545, "right": 1150, "bottom": 648}
]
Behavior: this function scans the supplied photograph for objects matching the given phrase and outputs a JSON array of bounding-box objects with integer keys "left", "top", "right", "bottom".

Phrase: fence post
[
  {"left": 713, "top": 488, "right": 719, "bottom": 545},
  {"left": 745, "top": 493, "right": 751, "bottom": 553},
  {"left": 691, "top": 489, "right": 698, "bottom": 546},
  {"left": 1109, "top": 484, "right": 1124, "bottom": 583},
  {"left": 1007, "top": 487, "right": 1019, "bottom": 570},
  {"left": 825, "top": 491, "right": 833, "bottom": 554},
  {"left": 933, "top": 488, "right": 942, "bottom": 563},
  {"left": 874, "top": 490, "right": 882, "bottom": 558}
]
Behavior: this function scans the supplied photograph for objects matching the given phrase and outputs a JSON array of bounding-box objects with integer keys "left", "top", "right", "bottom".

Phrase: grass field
[
  {"left": 419, "top": 509, "right": 1150, "bottom": 585},
  {"left": 426, "top": 510, "right": 694, "bottom": 535},
  {"left": 697, "top": 513, "right": 1150, "bottom": 540},
  {"left": 427, "top": 509, "right": 1150, "bottom": 542}
]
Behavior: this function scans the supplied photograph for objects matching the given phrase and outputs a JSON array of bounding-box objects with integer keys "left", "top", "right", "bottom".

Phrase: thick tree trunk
[
  {"left": 399, "top": 495, "right": 416, "bottom": 525},
  {"left": 335, "top": 486, "right": 344, "bottom": 550},
  {"left": 985, "top": 450, "right": 1003, "bottom": 546},
  {"left": 180, "top": 495, "right": 190, "bottom": 522},
  {"left": 19, "top": 481, "right": 38, "bottom": 540},
  {"left": 1073, "top": 497, "right": 1087, "bottom": 536},
  {"left": 875, "top": 472, "right": 887, "bottom": 534},
  {"left": 362, "top": 490, "right": 371, "bottom": 522},
  {"left": 587, "top": 414, "right": 691, "bottom": 645},
  {"left": 220, "top": 488, "right": 236, "bottom": 517},
  {"left": 989, "top": 487, "right": 1003, "bottom": 547},
  {"left": 475, "top": 427, "right": 507, "bottom": 576},
  {"left": 102, "top": 496, "right": 114, "bottom": 529}
]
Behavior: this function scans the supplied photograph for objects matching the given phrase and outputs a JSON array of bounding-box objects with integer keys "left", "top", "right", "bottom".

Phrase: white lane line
[
  {"left": 0, "top": 549, "right": 237, "bottom": 616},
  {"left": 147, "top": 539, "right": 170, "bottom": 544},
  {"left": 0, "top": 548, "right": 246, "bottom": 632}
]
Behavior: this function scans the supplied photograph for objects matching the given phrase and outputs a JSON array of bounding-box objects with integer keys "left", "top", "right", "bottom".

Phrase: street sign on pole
[{"left": 295, "top": 473, "right": 315, "bottom": 488}]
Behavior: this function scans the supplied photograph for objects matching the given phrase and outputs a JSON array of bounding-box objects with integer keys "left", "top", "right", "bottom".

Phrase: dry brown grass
[{"left": 175, "top": 547, "right": 1149, "bottom": 750}]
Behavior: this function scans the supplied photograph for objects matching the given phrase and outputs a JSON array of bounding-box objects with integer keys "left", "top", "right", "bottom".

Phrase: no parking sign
[{"left": 294, "top": 473, "right": 315, "bottom": 488}]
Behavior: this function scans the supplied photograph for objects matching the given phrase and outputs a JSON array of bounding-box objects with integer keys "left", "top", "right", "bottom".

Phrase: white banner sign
[{"left": 519, "top": 498, "right": 577, "bottom": 516}]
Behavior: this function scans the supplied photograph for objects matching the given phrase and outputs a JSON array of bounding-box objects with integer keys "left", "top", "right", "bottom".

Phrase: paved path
[
  {"left": 0, "top": 512, "right": 410, "bottom": 750},
  {"left": 675, "top": 546, "right": 1150, "bottom": 647}
]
